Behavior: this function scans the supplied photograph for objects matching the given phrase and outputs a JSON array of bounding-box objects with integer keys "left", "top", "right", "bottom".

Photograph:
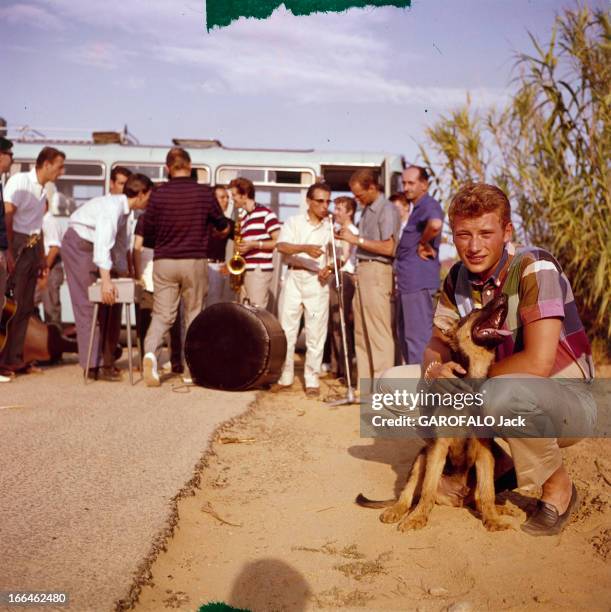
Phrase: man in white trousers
[{"left": 276, "top": 183, "right": 333, "bottom": 397}]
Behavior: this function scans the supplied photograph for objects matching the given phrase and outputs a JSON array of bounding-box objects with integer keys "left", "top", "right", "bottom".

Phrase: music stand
[{"left": 85, "top": 279, "right": 142, "bottom": 385}]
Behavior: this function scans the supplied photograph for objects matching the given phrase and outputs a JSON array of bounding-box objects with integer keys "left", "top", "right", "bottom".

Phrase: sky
[{"left": 1, "top": 0, "right": 606, "bottom": 164}]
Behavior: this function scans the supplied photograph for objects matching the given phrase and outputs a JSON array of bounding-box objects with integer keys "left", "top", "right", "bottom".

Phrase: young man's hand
[
  {"left": 101, "top": 278, "right": 118, "bottom": 305},
  {"left": 427, "top": 361, "right": 473, "bottom": 394},
  {"left": 318, "top": 266, "right": 332, "bottom": 285}
]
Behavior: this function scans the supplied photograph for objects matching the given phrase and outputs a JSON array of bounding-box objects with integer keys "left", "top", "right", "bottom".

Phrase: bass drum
[{"left": 185, "top": 302, "right": 287, "bottom": 391}]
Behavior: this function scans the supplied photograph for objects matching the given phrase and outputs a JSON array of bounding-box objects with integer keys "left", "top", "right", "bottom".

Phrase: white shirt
[
  {"left": 42, "top": 212, "right": 68, "bottom": 255},
  {"left": 278, "top": 212, "right": 331, "bottom": 272},
  {"left": 338, "top": 222, "right": 359, "bottom": 274},
  {"left": 69, "top": 194, "right": 130, "bottom": 271},
  {"left": 3, "top": 169, "right": 47, "bottom": 235}
]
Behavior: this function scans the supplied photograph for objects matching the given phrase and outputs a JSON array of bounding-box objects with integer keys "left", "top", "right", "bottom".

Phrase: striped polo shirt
[
  {"left": 239, "top": 203, "right": 281, "bottom": 271},
  {"left": 433, "top": 242, "right": 594, "bottom": 380}
]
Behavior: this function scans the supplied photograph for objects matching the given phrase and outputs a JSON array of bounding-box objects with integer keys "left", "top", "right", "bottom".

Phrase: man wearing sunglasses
[{"left": 275, "top": 182, "right": 334, "bottom": 397}]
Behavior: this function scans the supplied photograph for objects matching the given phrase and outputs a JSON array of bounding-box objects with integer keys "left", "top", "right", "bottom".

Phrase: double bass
[{"left": 1, "top": 295, "right": 77, "bottom": 365}]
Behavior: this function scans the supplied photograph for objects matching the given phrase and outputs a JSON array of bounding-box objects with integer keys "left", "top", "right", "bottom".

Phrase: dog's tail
[{"left": 355, "top": 493, "right": 396, "bottom": 509}]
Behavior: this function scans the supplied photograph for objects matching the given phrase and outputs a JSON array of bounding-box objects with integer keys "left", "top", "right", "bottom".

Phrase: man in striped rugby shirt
[
  {"left": 422, "top": 182, "right": 595, "bottom": 536},
  {"left": 229, "top": 177, "right": 281, "bottom": 310}
]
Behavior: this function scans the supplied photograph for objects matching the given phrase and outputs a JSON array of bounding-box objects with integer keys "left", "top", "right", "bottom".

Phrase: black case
[{"left": 185, "top": 302, "right": 287, "bottom": 390}]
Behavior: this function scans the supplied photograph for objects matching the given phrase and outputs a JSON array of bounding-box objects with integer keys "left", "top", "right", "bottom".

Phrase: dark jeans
[{"left": 0, "top": 232, "right": 42, "bottom": 367}]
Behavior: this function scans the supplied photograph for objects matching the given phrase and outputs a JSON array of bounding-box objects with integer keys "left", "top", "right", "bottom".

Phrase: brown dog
[{"left": 357, "top": 294, "right": 517, "bottom": 532}]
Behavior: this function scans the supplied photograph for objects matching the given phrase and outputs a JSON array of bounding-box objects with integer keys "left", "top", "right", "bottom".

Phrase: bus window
[
  {"left": 193, "top": 167, "right": 210, "bottom": 183},
  {"left": 391, "top": 171, "right": 403, "bottom": 194},
  {"left": 254, "top": 191, "right": 272, "bottom": 206},
  {"left": 218, "top": 167, "right": 266, "bottom": 184},
  {"left": 267, "top": 170, "right": 314, "bottom": 186},
  {"left": 217, "top": 166, "right": 315, "bottom": 188},
  {"left": 321, "top": 165, "right": 381, "bottom": 193},
  {"left": 114, "top": 163, "right": 165, "bottom": 182},
  {"left": 113, "top": 163, "right": 209, "bottom": 185},
  {"left": 276, "top": 190, "right": 303, "bottom": 222}
]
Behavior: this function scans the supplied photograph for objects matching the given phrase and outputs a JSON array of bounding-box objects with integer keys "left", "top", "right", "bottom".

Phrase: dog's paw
[
  {"left": 397, "top": 512, "right": 429, "bottom": 531},
  {"left": 379, "top": 504, "right": 408, "bottom": 523},
  {"left": 495, "top": 503, "right": 521, "bottom": 517},
  {"left": 483, "top": 516, "right": 513, "bottom": 532}
]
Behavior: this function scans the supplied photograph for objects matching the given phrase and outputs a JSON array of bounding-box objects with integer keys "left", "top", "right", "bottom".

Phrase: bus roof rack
[
  {"left": 92, "top": 131, "right": 123, "bottom": 144},
  {"left": 172, "top": 138, "right": 222, "bottom": 148}
]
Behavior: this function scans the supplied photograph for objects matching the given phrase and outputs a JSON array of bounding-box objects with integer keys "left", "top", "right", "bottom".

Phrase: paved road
[{"left": 0, "top": 359, "right": 255, "bottom": 612}]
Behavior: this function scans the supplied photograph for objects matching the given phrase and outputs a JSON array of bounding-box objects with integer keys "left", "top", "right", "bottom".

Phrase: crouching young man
[{"left": 421, "top": 182, "right": 596, "bottom": 535}]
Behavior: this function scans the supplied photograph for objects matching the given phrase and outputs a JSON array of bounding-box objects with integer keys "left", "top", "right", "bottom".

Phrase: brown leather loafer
[{"left": 521, "top": 484, "right": 579, "bottom": 537}]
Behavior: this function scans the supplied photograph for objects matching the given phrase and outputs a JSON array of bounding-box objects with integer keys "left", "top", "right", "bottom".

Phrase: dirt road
[{"left": 134, "top": 369, "right": 611, "bottom": 612}]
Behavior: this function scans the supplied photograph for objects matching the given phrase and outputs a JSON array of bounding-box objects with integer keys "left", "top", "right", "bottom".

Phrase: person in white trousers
[{"left": 275, "top": 182, "right": 333, "bottom": 397}]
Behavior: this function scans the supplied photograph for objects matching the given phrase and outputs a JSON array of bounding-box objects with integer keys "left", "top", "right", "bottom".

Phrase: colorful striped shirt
[
  {"left": 239, "top": 204, "right": 281, "bottom": 271},
  {"left": 433, "top": 242, "right": 594, "bottom": 380}
]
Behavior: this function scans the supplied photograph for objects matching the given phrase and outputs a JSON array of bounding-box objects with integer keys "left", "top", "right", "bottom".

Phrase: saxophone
[{"left": 228, "top": 209, "right": 247, "bottom": 292}]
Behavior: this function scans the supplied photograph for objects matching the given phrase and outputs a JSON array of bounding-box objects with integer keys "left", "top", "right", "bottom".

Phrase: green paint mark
[
  {"left": 206, "top": 0, "right": 411, "bottom": 31},
  {"left": 198, "top": 602, "right": 251, "bottom": 612}
]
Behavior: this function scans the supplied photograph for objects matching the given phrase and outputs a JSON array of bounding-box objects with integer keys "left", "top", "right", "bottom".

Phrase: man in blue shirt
[{"left": 394, "top": 165, "right": 443, "bottom": 364}]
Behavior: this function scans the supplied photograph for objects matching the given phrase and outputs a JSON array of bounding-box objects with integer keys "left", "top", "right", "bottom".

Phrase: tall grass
[{"left": 420, "top": 6, "right": 610, "bottom": 356}]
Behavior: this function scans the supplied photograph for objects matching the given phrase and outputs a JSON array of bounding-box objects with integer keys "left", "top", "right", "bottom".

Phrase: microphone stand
[{"left": 326, "top": 214, "right": 357, "bottom": 406}]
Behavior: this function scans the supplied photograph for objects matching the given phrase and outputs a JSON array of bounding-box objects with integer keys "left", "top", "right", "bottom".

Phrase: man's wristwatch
[{"left": 358, "top": 237, "right": 365, "bottom": 246}]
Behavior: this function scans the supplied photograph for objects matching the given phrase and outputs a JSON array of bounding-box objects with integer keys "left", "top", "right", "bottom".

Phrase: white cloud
[
  {"left": 156, "top": 6, "right": 506, "bottom": 107},
  {"left": 5, "top": 1, "right": 507, "bottom": 108},
  {"left": 37, "top": 0, "right": 204, "bottom": 35},
  {"left": 0, "top": 3, "right": 64, "bottom": 30}
]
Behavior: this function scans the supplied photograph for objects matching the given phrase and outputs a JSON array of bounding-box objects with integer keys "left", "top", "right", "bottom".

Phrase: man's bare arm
[
  {"left": 46, "top": 246, "right": 60, "bottom": 269},
  {"left": 421, "top": 327, "right": 466, "bottom": 378},
  {"left": 420, "top": 218, "right": 442, "bottom": 244},
  {"left": 488, "top": 317, "right": 562, "bottom": 378},
  {"left": 276, "top": 242, "right": 324, "bottom": 259},
  {"left": 418, "top": 219, "right": 442, "bottom": 261},
  {"left": 337, "top": 227, "right": 395, "bottom": 257}
]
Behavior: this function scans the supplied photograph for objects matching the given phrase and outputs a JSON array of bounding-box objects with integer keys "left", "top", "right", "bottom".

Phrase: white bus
[
  {"left": 8, "top": 131, "right": 406, "bottom": 221},
  {"left": 5, "top": 130, "right": 406, "bottom": 323}
]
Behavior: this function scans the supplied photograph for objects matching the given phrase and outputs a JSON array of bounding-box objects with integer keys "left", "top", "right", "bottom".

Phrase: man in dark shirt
[
  {"left": 394, "top": 165, "right": 443, "bottom": 364},
  {"left": 142, "top": 147, "right": 229, "bottom": 387}
]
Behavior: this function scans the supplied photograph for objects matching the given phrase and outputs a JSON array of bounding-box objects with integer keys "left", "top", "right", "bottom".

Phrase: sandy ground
[
  {"left": 0, "top": 353, "right": 255, "bottom": 612},
  {"left": 133, "top": 361, "right": 611, "bottom": 612}
]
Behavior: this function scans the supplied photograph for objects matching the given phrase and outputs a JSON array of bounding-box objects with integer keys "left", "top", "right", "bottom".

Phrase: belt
[
  {"left": 287, "top": 265, "right": 316, "bottom": 272},
  {"left": 15, "top": 231, "right": 42, "bottom": 248},
  {"left": 357, "top": 259, "right": 391, "bottom": 265}
]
